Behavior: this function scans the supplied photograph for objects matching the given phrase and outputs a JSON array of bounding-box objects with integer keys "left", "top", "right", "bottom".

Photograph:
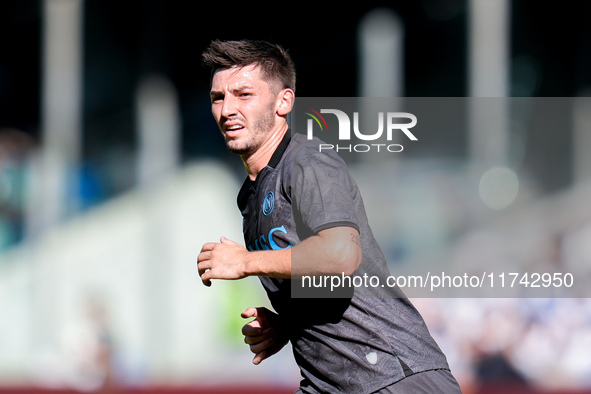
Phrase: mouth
[{"left": 223, "top": 123, "right": 245, "bottom": 137}]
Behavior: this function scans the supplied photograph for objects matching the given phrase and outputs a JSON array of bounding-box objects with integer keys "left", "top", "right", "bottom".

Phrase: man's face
[{"left": 210, "top": 64, "right": 279, "bottom": 155}]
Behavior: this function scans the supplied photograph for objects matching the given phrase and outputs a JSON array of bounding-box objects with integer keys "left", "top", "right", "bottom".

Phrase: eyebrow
[
  {"left": 232, "top": 85, "right": 254, "bottom": 92},
  {"left": 210, "top": 85, "right": 255, "bottom": 98}
]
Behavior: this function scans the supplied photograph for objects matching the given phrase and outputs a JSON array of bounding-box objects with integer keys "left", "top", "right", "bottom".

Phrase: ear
[{"left": 276, "top": 88, "right": 295, "bottom": 117}]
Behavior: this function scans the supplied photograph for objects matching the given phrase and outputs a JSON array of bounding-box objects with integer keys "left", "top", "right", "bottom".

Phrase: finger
[
  {"left": 241, "top": 307, "right": 258, "bottom": 319},
  {"left": 244, "top": 334, "right": 265, "bottom": 345},
  {"left": 197, "top": 260, "right": 211, "bottom": 280},
  {"left": 200, "top": 270, "right": 212, "bottom": 287},
  {"left": 200, "top": 242, "right": 217, "bottom": 252},
  {"left": 199, "top": 271, "right": 212, "bottom": 286},
  {"left": 197, "top": 257, "right": 211, "bottom": 270},
  {"left": 249, "top": 336, "right": 274, "bottom": 355},
  {"left": 242, "top": 306, "right": 269, "bottom": 320},
  {"left": 242, "top": 323, "right": 262, "bottom": 336},
  {"left": 253, "top": 350, "right": 266, "bottom": 365},
  {"left": 197, "top": 251, "right": 211, "bottom": 264},
  {"left": 220, "top": 236, "right": 238, "bottom": 245},
  {"left": 244, "top": 328, "right": 273, "bottom": 345}
]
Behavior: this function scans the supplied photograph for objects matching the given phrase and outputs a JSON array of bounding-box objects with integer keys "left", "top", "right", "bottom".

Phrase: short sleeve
[{"left": 291, "top": 145, "right": 360, "bottom": 236}]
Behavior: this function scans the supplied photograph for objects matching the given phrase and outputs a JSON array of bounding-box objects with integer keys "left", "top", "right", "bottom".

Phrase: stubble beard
[{"left": 225, "top": 105, "right": 276, "bottom": 156}]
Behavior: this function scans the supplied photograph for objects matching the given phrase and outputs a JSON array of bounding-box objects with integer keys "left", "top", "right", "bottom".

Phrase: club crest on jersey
[{"left": 263, "top": 191, "right": 274, "bottom": 216}]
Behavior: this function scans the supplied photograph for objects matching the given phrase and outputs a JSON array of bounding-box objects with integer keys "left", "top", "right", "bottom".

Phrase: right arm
[{"left": 198, "top": 225, "right": 362, "bottom": 285}]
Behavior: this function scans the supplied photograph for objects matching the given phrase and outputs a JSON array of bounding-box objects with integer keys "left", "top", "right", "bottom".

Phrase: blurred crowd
[
  {"left": 416, "top": 220, "right": 591, "bottom": 392},
  {"left": 0, "top": 128, "right": 108, "bottom": 253},
  {"left": 417, "top": 296, "right": 591, "bottom": 393},
  {"left": 0, "top": 128, "right": 34, "bottom": 250}
]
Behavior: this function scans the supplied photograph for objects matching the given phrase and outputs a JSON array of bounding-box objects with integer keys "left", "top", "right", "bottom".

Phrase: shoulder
[
  {"left": 289, "top": 132, "right": 347, "bottom": 172},
  {"left": 288, "top": 133, "right": 358, "bottom": 200}
]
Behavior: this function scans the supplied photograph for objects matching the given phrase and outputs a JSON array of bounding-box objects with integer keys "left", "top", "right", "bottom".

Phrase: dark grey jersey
[{"left": 237, "top": 132, "right": 450, "bottom": 394}]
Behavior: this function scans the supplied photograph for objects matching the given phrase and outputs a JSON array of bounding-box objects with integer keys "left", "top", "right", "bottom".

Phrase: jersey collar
[
  {"left": 267, "top": 130, "right": 291, "bottom": 169},
  {"left": 237, "top": 130, "right": 291, "bottom": 207}
]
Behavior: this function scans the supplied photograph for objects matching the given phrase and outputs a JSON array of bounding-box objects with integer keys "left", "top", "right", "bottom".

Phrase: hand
[
  {"left": 241, "top": 307, "right": 289, "bottom": 365},
  {"left": 197, "top": 237, "right": 249, "bottom": 286}
]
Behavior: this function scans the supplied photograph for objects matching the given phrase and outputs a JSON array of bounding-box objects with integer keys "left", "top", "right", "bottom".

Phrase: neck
[{"left": 242, "top": 122, "right": 288, "bottom": 180}]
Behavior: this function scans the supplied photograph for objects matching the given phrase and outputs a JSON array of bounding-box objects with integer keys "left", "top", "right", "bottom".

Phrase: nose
[{"left": 220, "top": 94, "right": 238, "bottom": 119}]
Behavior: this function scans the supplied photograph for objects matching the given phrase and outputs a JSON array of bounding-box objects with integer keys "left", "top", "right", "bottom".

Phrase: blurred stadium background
[{"left": 1, "top": 0, "right": 591, "bottom": 393}]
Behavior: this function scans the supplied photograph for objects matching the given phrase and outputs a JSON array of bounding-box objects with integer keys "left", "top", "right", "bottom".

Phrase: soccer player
[{"left": 198, "top": 39, "right": 462, "bottom": 393}]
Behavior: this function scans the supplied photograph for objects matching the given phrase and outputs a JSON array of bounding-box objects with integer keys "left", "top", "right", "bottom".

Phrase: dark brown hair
[{"left": 202, "top": 39, "right": 296, "bottom": 92}]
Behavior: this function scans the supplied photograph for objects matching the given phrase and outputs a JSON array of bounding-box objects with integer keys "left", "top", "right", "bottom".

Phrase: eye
[{"left": 210, "top": 93, "right": 224, "bottom": 103}]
